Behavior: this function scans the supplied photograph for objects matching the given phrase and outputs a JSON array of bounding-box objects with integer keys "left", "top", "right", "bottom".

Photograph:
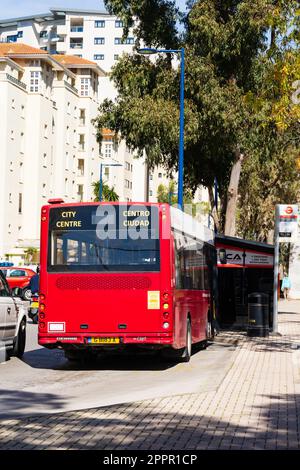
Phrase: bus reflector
[{"left": 163, "top": 322, "right": 170, "bottom": 329}]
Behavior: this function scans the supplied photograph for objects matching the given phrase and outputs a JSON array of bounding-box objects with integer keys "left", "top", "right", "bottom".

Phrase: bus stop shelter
[{"left": 215, "top": 235, "right": 274, "bottom": 329}]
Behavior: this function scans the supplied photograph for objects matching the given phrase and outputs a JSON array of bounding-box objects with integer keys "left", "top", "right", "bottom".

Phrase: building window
[
  {"left": 42, "top": 183, "right": 46, "bottom": 198},
  {"left": 115, "top": 37, "right": 134, "bottom": 45},
  {"left": 114, "top": 54, "right": 119, "bottom": 60},
  {"left": 18, "top": 193, "right": 22, "bottom": 214},
  {"left": 78, "top": 159, "right": 84, "bottom": 176},
  {"left": 80, "top": 78, "right": 90, "bottom": 97},
  {"left": 104, "top": 143, "right": 112, "bottom": 159},
  {"left": 66, "top": 126, "right": 70, "bottom": 144},
  {"left": 11, "top": 98, "right": 15, "bottom": 109},
  {"left": 79, "top": 109, "right": 85, "bottom": 126},
  {"left": 9, "top": 193, "right": 12, "bottom": 203},
  {"left": 149, "top": 190, "right": 153, "bottom": 196},
  {"left": 43, "top": 153, "right": 47, "bottom": 167},
  {"left": 21, "top": 105, "right": 25, "bottom": 118},
  {"left": 40, "top": 30, "right": 48, "bottom": 38},
  {"left": 67, "top": 102, "right": 70, "bottom": 114},
  {"left": 44, "top": 124, "right": 48, "bottom": 139},
  {"left": 17, "top": 31, "right": 23, "bottom": 38},
  {"left": 77, "top": 184, "right": 84, "bottom": 202},
  {"left": 10, "top": 130, "right": 14, "bottom": 140},
  {"left": 7, "top": 34, "right": 17, "bottom": 42},
  {"left": 115, "top": 20, "right": 123, "bottom": 28},
  {"left": 94, "top": 37, "right": 105, "bottom": 45},
  {"left": 65, "top": 152, "right": 69, "bottom": 169},
  {"left": 158, "top": 172, "right": 162, "bottom": 178},
  {"left": 70, "top": 26, "right": 83, "bottom": 33},
  {"left": 95, "top": 20, "right": 105, "bottom": 28},
  {"left": 79, "top": 134, "right": 85, "bottom": 151},
  {"left": 30, "top": 71, "right": 40, "bottom": 93},
  {"left": 94, "top": 54, "right": 104, "bottom": 60}
]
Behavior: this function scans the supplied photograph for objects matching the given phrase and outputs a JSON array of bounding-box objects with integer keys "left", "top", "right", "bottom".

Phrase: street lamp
[
  {"left": 137, "top": 47, "right": 185, "bottom": 210},
  {"left": 99, "top": 162, "right": 123, "bottom": 202}
]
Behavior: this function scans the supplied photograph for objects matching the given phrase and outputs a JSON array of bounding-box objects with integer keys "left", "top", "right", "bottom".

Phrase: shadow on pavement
[
  {"left": 0, "top": 391, "right": 299, "bottom": 449},
  {"left": 0, "top": 389, "right": 66, "bottom": 419},
  {"left": 21, "top": 347, "right": 187, "bottom": 372}
]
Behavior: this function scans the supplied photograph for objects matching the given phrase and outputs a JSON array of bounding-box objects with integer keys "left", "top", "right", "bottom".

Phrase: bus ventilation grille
[{"left": 56, "top": 276, "right": 152, "bottom": 290}]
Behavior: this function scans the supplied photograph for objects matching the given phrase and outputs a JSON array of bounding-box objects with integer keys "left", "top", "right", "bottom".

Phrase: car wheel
[
  {"left": 22, "top": 288, "right": 31, "bottom": 301},
  {"left": 12, "top": 319, "right": 26, "bottom": 359}
]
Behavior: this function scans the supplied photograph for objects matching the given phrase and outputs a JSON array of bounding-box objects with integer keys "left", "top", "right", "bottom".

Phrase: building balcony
[
  {"left": 70, "top": 26, "right": 84, "bottom": 33},
  {"left": 6, "top": 73, "right": 26, "bottom": 90},
  {"left": 70, "top": 42, "right": 83, "bottom": 49}
]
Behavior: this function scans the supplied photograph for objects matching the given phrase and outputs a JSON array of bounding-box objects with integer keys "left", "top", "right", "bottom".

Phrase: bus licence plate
[{"left": 88, "top": 337, "right": 120, "bottom": 344}]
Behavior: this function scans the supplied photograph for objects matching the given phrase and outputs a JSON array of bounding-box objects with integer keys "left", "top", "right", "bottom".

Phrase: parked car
[
  {"left": 0, "top": 270, "right": 27, "bottom": 359},
  {"left": 0, "top": 267, "right": 36, "bottom": 300}
]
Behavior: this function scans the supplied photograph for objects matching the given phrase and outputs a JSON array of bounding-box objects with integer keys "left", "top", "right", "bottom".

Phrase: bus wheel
[{"left": 180, "top": 318, "right": 192, "bottom": 363}]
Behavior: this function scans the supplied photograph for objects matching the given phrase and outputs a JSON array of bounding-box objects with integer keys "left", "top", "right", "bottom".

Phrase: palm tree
[
  {"left": 24, "top": 247, "right": 39, "bottom": 264},
  {"left": 92, "top": 181, "right": 119, "bottom": 202}
]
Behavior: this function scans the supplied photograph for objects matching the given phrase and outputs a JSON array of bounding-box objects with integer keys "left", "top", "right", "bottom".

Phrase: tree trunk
[{"left": 224, "top": 150, "right": 244, "bottom": 237}]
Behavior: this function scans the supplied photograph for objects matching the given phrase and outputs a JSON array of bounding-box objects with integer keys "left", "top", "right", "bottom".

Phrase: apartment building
[
  {"left": 0, "top": 7, "right": 135, "bottom": 76},
  {"left": 0, "top": 43, "right": 107, "bottom": 261}
]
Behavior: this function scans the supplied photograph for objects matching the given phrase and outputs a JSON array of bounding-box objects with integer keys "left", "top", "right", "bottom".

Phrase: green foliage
[
  {"left": 92, "top": 181, "right": 119, "bottom": 202},
  {"left": 95, "top": 0, "right": 300, "bottom": 239},
  {"left": 103, "top": 0, "right": 180, "bottom": 48}
]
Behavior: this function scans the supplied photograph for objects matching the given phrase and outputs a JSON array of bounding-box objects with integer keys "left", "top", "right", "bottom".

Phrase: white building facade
[{"left": 0, "top": 44, "right": 107, "bottom": 262}]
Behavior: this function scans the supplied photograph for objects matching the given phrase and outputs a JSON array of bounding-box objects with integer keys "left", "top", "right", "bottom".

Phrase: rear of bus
[{"left": 38, "top": 202, "right": 174, "bottom": 355}]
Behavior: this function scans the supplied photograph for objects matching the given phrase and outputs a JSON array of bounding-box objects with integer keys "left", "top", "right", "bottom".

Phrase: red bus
[{"left": 38, "top": 201, "right": 216, "bottom": 362}]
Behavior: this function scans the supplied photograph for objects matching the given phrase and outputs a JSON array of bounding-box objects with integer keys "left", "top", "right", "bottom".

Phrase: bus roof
[{"left": 170, "top": 206, "right": 214, "bottom": 246}]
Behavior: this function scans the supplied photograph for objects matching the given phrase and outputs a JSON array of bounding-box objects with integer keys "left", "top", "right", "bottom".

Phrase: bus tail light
[
  {"left": 39, "top": 313, "right": 45, "bottom": 320},
  {"left": 39, "top": 322, "right": 46, "bottom": 329},
  {"left": 39, "top": 304, "right": 45, "bottom": 312},
  {"left": 40, "top": 294, "right": 45, "bottom": 301},
  {"left": 163, "top": 293, "right": 169, "bottom": 301},
  {"left": 163, "top": 312, "right": 169, "bottom": 319}
]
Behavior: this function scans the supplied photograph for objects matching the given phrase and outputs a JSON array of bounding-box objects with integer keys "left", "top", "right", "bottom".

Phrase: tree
[
  {"left": 157, "top": 180, "right": 177, "bottom": 204},
  {"left": 96, "top": 1, "right": 300, "bottom": 239},
  {"left": 24, "top": 247, "right": 39, "bottom": 264},
  {"left": 92, "top": 181, "right": 119, "bottom": 201}
]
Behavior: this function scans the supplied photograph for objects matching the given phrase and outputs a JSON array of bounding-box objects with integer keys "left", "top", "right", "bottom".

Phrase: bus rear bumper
[{"left": 38, "top": 333, "right": 174, "bottom": 349}]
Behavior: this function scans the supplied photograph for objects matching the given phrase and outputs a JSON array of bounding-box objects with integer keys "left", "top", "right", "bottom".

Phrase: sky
[{"left": 0, "top": 0, "right": 187, "bottom": 20}]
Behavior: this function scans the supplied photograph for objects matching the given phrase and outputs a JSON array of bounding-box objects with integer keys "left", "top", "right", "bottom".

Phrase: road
[{"left": 0, "top": 317, "right": 237, "bottom": 419}]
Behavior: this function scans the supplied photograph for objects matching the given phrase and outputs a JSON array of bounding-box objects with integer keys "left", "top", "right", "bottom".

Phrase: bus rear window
[{"left": 48, "top": 205, "right": 160, "bottom": 273}]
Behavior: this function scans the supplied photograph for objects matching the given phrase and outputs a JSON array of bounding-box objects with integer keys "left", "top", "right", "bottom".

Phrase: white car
[{"left": 0, "top": 270, "right": 27, "bottom": 360}]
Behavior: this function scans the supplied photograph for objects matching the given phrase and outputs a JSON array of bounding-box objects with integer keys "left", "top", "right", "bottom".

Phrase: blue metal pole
[
  {"left": 99, "top": 163, "right": 103, "bottom": 202},
  {"left": 177, "top": 48, "right": 185, "bottom": 210}
]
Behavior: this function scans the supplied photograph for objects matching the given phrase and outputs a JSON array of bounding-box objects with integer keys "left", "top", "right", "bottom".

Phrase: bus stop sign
[{"left": 277, "top": 204, "right": 298, "bottom": 242}]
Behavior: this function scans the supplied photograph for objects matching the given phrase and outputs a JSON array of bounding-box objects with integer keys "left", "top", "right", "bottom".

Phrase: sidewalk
[{"left": 0, "top": 300, "right": 299, "bottom": 450}]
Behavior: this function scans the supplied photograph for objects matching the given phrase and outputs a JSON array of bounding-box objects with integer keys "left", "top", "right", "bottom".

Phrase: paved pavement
[
  {"left": 0, "top": 299, "right": 299, "bottom": 450},
  {"left": 0, "top": 322, "right": 236, "bottom": 419}
]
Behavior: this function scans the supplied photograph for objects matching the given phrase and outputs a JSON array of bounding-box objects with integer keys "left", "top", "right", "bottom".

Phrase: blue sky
[{"left": 0, "top": 1, "right": 187, "bottom": 19}]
